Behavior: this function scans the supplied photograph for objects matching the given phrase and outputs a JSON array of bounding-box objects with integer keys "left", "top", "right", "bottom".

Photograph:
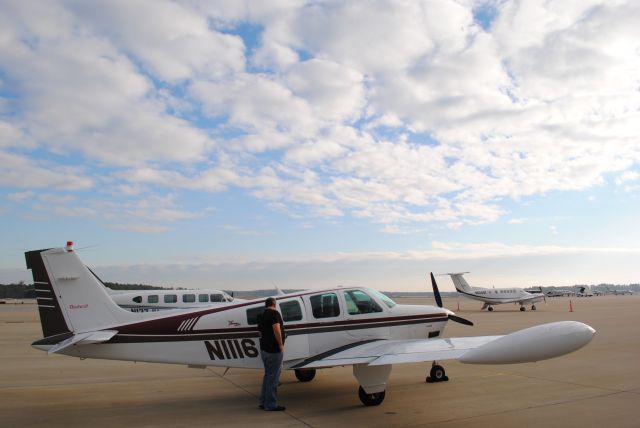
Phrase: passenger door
[
  {"left": 302, "top": 292, "right": 349, "bottom": 355},
  {"left": 341, "top": 289, "right": 389, "bottom": 339},
  {"left": 278, "top": 297, "right": 309, "bottom": 361}
]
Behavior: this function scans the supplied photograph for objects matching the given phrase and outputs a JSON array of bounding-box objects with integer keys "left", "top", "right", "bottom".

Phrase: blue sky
[{"left": 1, "top": 1, "right": 639, "bottom": 291}]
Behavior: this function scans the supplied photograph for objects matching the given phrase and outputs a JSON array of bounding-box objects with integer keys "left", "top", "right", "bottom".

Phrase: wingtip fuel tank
[{"left": 460, "top": 321, "right": 595, "bottom": 364}]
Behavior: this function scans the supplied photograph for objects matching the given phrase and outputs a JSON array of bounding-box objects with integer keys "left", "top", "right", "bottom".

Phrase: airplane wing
[
  {"left": 501, "top": 294, "right": 545, "bottom": 304},
  {"left": 291, "top": 336, "right": 501, "bottom": 369},
  {"left": 290, "top": 321, "right": 595, "bottom": 369}
]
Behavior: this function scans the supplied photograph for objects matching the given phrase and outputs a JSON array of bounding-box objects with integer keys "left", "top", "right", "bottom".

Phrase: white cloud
[
  {"left": 6, "top": 191, "right": 34, "bottom": 202},
  {"left": 285, "top": 58, "right": 365, "bottom": 122},
  {"left": 111, "top": 224, "right": 170, "bottom": 234},
  {"left": 1, "top": 0, "right": 640, "bottom": 233},
  {"left": 219, "top": 224, "right": 273, "bottom": 236},
  {"left": 0, "top": 1, "right": 214, "bottom": 166},
  {"left": 616, "top": 170, "right": 639, "bottom": 185},
  {"left": 0, "top": 151, "right": 93, "bottom": 191},
  {"left": 70, "top": 241, "right": 640, "bottom": 291},
  {"left": 75, "top": 0, "right": 246, "bottom": 82}
]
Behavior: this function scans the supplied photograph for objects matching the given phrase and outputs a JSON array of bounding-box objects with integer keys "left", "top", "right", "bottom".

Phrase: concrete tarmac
[{"left": 1, "top": 295, "right": 639, "bottom": 427}]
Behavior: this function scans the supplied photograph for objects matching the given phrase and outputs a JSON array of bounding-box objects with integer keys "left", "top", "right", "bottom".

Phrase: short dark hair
[{"left": 265, "top": 297, "right": 276, "bottom": 307}]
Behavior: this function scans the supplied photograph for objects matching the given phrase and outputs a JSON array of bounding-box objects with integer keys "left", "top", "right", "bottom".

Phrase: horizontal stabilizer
[{"left": 47, "top": 330, "right": 118, "bottom": 354}]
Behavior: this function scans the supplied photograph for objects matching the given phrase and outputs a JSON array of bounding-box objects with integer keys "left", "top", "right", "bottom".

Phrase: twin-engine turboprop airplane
[
  {"left": 448, "top": 272, "right": 546, "bottom": 311},
  {"left": 27, "top": 244, "right": 595, "bottom": 406},
  {"left": 109, "top": 289, "right": 243, "bottom": 313}
]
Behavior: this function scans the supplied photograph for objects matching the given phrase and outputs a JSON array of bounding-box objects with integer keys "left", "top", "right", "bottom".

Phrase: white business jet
[
  {"left": 27, "top": 243, "right": 594, "bottom": 406},
  {"left": 447, "top": 272, "right": 546, "bottom": 312}
]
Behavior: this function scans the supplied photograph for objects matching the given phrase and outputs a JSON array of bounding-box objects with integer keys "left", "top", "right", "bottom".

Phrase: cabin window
[
  {"left": 132, "top": 296, "right": 142, "bottom": 304},
  {"left": 343, "top": 290, "right": 382, "bottom": 315},
  {"left": 211, "top": 294, "right": 223, "bottom": 302},
  {"left": 183, "top": 294, "right": 195, "bottom": 303},
  {"left": 310, "top": 293, "right": 340, "bottom": 318},
  {"left": 164, "top": 294, "right": 177, "bottom": 303},
  {"left": 246, "top": 306, "right": 265, "bottom": 325},
  {"left": 279, "top": 300, "right": 303, "bottom": 322},
  {"left": 198, "top": 294, "right": 209, "bottom": 303},
  {"left": 368, "top": 289, "right": 397, "bottom": 308},
  {"left": 148, "top": 295, "right": 158, "bottom": 303}
]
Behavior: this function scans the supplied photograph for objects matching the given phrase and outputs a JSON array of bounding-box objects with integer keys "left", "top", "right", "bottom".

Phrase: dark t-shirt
[{"left": 258, "top": 308, "right": 285, "bottom": 353}]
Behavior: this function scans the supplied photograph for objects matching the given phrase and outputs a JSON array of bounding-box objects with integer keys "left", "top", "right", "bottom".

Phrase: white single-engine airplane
[
  {"left": 448, "top": 272, "right": 546, "bottom": 312},
  {"left": 27, "top": 244, "right": 595, "bottom": 406}
]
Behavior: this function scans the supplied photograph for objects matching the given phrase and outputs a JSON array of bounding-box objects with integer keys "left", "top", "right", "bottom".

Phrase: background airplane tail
[
  {"left": 25, "top": 246, "right": 139, "bottom": 338},
  {"left": 448, "top": 273, "right": 473, "bottom": 293}
]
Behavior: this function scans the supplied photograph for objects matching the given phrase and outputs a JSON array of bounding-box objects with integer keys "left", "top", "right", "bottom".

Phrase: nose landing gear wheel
[
  {"left": 531, "top": 305, "right": 537, "bottom": 310},
  {"left": 426, "top": 364, "right": 448, "bottom": 383},
  {"left": 294, "top": 368, "right": 316, "bottom": 382},
  {"left": 358, "top": 386, "right": 386, "bottom": 406},
  {"left": 488, "top": 306, "right": 494, "bottom": 311}
]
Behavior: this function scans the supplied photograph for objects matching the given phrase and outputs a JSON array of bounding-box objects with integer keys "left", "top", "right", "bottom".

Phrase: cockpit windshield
[{"left": 368, "top": 288, "right": 397, "bottom": 308}]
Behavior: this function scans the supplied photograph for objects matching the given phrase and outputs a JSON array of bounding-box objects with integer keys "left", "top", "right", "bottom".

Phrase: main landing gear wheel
[
  {"left": 531, "top": 305, "right": 537, "bottom": 310},
  {"left": 426, "top": 364, "right": 449, "bottom": 383},
  {"left": 358, "top": 386, "right": 386, "bottom": 406},
  {"left": 294, "top": 368, "right": 316, "bottom": 382},
  {"left": 520, "top": 306, "right": 526, "bottom": 311},
  {"left": 487, "top": 306, "right": 494, "bottom": 312}
]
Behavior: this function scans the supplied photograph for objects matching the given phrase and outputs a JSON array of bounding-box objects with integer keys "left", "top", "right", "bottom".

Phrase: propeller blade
[
  {"left": 430, "top": 272, "right": 443, "bottom": 308},
  {"left": 448, "top": 314, "right": 474, "bottom": 326}
]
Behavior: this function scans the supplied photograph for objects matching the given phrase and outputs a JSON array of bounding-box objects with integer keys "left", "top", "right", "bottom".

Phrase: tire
[
  {"left": 430, "top": 364, "right": 446, "bottom": 381},
  {"left": 294, "top": 368, "right": 316, "bottom": 382},
  {"left": 520, "top": 306, "right": 526, "bottom": 311},
  {"left": 531, "top": 305, "right": 537, "bottom": 310},
  {"left": 488, "top": 306, "right": 494, "bottom": 312},
  {"left": 358, "top": 386, "right": 385, "bottom": 406}
]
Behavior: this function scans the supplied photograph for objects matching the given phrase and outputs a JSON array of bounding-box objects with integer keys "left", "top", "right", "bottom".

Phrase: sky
[{"left": 1, "top": 0, "right": 640, "bottom": 291}]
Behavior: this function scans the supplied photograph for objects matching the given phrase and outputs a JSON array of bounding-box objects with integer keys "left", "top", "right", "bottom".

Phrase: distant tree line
[
  {"left": 0, "top": 282, "right": 35, "bottom": 299},
  {"left": 102, "top": 282, "right": 165, "bottom": 291},
  {"left": 1, "top": 281, "right": 164, "bottom": 299}
]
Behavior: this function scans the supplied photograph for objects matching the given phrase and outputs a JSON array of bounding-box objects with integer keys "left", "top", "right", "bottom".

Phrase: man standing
[{"left": 258, "top": 297, "right": 286, "bottom": 411}]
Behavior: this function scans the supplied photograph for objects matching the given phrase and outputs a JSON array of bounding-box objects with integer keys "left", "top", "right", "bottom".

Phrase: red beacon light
[{"left": 65, "top": 241, "right": 74, "bottom": 252}]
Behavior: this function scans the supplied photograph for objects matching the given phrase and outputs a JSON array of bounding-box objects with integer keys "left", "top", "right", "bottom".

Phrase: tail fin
[
  {"left": 25, "top": 246, "right": 139, "bottom": 337},
  {"left": 448, "top": 272, "right": 472, "bottom": 293},
  {"left": 26, "top": 249, "right": 72, "bottom": 338}
]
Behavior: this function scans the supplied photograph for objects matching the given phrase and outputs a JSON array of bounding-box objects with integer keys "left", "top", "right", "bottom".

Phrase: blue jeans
[{"left": 259, "top": 350, "right": 283, "bottom": 409}]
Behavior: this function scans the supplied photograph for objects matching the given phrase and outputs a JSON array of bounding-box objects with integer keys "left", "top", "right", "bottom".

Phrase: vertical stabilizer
[
  {"left": 25, "top": 247, "right": 140, "bottom": 336},
  {"left": 25, "top": 249, "right": 71, "bottom": 338},
  {"left": 449, "top": 273, "right": 473, "bottom": 293}
]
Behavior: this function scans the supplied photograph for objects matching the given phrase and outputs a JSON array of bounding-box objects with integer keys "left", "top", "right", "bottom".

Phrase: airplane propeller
[{"left": 430, "top": 272, "right": 474, "bottom": 326}]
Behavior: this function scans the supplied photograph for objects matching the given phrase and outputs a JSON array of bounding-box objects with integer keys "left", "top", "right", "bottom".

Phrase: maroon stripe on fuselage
[{"left": 108, "top": 314, "right": 449, "bottom": 343}]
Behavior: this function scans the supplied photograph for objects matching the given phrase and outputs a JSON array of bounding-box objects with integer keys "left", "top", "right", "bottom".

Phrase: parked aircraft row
[
  {"left": 445, "top": 272, "right": 545, "bottom": 312},
  {"left": 26, "top": 243, "right": 595, "bottom": 406}
]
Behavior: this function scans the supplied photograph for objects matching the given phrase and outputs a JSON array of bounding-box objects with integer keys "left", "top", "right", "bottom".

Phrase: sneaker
[{"left": 266, "top": 406, "right": 286, "bottom": 411}]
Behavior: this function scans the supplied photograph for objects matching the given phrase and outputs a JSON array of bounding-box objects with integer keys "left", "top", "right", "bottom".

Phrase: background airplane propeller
[{"left": 430, "top": 272, "right": 474, "bottom": 326}]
